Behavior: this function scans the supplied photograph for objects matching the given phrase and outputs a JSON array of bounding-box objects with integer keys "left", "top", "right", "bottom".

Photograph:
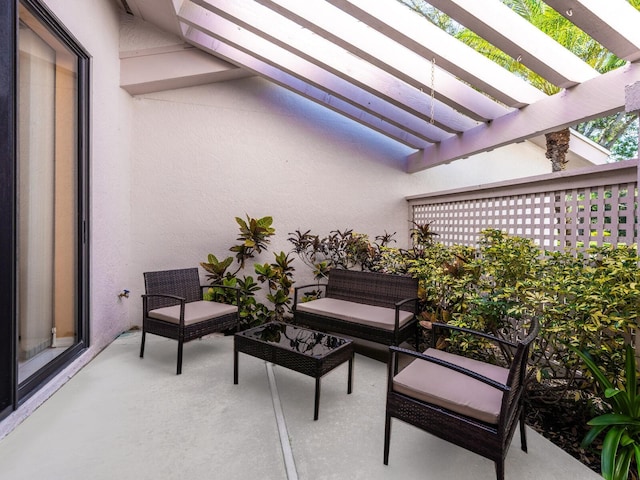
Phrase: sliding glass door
[
  {"left": 17, "top": 4, "right": 80, "bottom": 384},
  {"left": 0, "top": 0, "right": 89, "bottom": 416}
]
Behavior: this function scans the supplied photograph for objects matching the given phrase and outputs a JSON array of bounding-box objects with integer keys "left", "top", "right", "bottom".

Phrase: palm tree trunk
[{"left": 545, "top": 128, "right": 571, "bottom": 172}]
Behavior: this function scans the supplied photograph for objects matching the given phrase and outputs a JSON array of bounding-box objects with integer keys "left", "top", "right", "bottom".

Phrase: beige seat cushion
[
  {"left": 148, "top": 300, "right": 237, "bottom": 326},
  {"left": 296, "top": 297, "right": 413, "bottom": 330},
  {"left": 393, "top": 348, "right": 509, "bottom": 424}
]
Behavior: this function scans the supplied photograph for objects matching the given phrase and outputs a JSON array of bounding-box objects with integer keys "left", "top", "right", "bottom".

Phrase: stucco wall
[
  {"left": 129, "top": 78, "right": 419, "bottom": 313},
  {"left": 121, "top": 14, "right": 559, "bottom": 325},
  {"left": 127, "top": 78, "right": 556, "bottom": 324},
  {"left": 409, "top": 140, "right": 553, "bottom": 195}
]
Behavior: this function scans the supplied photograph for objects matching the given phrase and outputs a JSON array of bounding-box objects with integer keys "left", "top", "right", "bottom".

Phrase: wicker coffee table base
[{"left": 234, "top": 323, "right": 354, "bottom": 420}]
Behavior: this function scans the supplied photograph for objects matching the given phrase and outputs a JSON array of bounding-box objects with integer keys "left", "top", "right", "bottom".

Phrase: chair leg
[
  {"left": 495, "top": 460, "right": 505, "bottom": 480},
  {"left": 139, "top": 331, "right": 146, "bottom": 358},
  {"left": 176, "top": 339, "right": 184, "bottom": 375},
  {"left": 383, "top": 414, "right": 392, "bottom": 465},
  {"left": 520, "top": 408, "right": 528, "bottom": 453}
]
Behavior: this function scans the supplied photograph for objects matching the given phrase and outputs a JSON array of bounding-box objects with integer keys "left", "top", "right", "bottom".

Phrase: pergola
[{"left": 117, "top": 0, "right": 640, "bottom": 172}]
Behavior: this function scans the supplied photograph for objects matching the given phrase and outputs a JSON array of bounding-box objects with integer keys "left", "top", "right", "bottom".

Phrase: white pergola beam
[
  {"left": 120, "top": 44, "right": 248, "bottom": 95},
  {"left": 178, "top": 5, "right": 439, "bottom": 147},
  {"left": 190, "top": 0, "right": 475, "bottom": 134},
  {"left": 408, "top": 63, "right": 640, "bottom": 172},
  {"left": 545, "top": 0, "right": 640, "bottom": 63},
  {"left": 427, "top": 0, "right": 598, "bottom": 88},
  {"left": 132, "top": 0, "right": 184, "bottom": 37},
  {"left": 327, "top": 0, "right": 546, "bottom": 108},
  {"left": 255, "top": 0, "right": 511, "bottom": 123}
]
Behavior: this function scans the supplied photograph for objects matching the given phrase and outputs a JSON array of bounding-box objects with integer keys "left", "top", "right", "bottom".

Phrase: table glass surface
[{"left": 239, "top": 322, "right": 350, "bottom": 357}]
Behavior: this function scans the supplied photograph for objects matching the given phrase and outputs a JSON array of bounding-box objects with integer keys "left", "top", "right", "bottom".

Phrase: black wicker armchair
[
  {"left": 383, "top": 318, "right": 539, "bottom": 480},
  {"left": 141, "top": 268, "right": 239, "bottom": 374}
]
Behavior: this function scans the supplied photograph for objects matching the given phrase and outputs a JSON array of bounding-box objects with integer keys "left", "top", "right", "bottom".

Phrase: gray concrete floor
[{"left": 0, "top": 331, "right": 601, "bottom": 480}]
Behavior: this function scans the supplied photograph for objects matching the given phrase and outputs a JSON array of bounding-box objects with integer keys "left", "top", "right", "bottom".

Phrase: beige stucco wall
[
  {"left": 127, "top": 79, "right": 556, "bottom": 323},
  {"left": 123, "top": 16, "right": 562, "bottom": 324},
  {"left": 128, "top": 78, "right": 419, "bottom": 312}
]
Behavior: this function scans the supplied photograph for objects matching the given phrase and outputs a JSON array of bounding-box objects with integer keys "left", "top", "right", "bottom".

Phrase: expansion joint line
[{"left": 266, "top": 362, "right": 299, "bottom": 480}]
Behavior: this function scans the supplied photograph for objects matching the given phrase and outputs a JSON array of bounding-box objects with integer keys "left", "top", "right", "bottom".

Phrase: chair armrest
[
  {"left": 293, "top": 283, "right": 327, "bottom": 308},
  {"left": 395, "top": 296, "right": 419, "bottom": 310},
  {"left": 392, "top": 297, "right": 419, "bottom": 331},
  {"left": 388, "top": 345, "right": 510, "bottom": 394},
  {"left": 431, "top": 322, "right": 517, "bottom": 349},
  {"left": 141, "top": 294, "right": 187, "bottom": 324}
]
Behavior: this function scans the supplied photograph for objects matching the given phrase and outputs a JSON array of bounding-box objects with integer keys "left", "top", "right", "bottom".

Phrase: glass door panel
[{"left": 17, "top": 5, "right": 78, "bottom": 384}]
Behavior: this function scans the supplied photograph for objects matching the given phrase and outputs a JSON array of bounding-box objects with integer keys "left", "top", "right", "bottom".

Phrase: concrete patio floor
[{"left": 0, "top": 331, "right": 601, "bottom": 480}]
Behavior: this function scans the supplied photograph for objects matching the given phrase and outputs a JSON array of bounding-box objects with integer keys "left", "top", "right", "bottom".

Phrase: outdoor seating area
[
  {"left": 0, "top": 331, "right": 601, "bottom": 480},
  {"left": 5, "top": 1, "right": 640, "bottom": 479}
]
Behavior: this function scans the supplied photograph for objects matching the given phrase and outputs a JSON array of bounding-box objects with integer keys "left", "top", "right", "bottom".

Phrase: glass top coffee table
[{"left": 234, "top": 322, "right": 354, "bottom": 420}]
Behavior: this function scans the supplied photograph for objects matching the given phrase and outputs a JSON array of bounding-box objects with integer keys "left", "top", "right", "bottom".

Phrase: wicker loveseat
[{"left": 292, "top": 269, "right": 419, "bottom": 348}]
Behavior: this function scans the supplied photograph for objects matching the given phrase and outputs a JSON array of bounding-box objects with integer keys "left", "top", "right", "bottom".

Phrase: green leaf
[
  {"left": 582, "top": 424, "right": 608, "bottom": 448},
  {"left": 613, "top": 446, "right": 633, "bottom": 480},
  {"left": 634, "top": 444, "right": 640, "bottom": 480},
  {"left": 605, "top": 388, "right": 622, "bottom": 399},
  {"left": 601, "top": 427, "right": 624, "bottom": 480},
  {"left": 588, "top": 413, "right": 640, "bottom": 427},
  {"left": 569, "top": 345, "right": 614, "bottom": 397},
  {"left": 235, "top": 216, "right": 248, "bottom": 230}
]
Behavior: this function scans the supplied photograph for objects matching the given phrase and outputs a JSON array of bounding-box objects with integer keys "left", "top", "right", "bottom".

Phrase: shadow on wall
[{"left": 200, "top": 76, "right": 418, "bottom": 171}]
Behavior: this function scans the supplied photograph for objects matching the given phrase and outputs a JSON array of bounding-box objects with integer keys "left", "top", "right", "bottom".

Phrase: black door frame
[{"left": 0, "top": 0, "right": 18, "bottom": 421}]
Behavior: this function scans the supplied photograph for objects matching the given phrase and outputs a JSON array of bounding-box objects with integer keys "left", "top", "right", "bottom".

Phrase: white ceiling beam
[
  {"left": 126, "top": 0, "right": 184, "bottom": 36},
  {"left": 255, "top": 0, "right": 511, "bottom": 123},
  {"left": 327, "top": 0, "right": 546, "bottom": 108},
  {"left": 120, "top": 44, "right": 248, "bottom": 95},
  {"left": 407, "top": 63, "right": 640, "bottom": 172},
  {"left": 545, "top": 0, "right": 640, "bottom": 63},
  {"left": 190, "top": 0, "right": 475, "bottom": 134},
  {"left": 427, "top": 0, "right": 598, "bottom": 88},
  {"left": 178, "top": 6, "right": 440, "bottom": 148},
  {"left": 181, "top": 27, "right": 430, "bottom": 149}
]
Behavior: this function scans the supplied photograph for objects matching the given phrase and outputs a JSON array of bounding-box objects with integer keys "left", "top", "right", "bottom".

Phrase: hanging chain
[{"left": 430, "top": 57, "right": 436, "bottom": 125}]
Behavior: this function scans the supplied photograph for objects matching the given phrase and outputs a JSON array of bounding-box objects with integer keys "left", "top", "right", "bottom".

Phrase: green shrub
[
  {"left": 202, "top": 215, "right": 294, "bottom": 328},
  {"left": 396, "top": 228, "right": 640, "bottom": 401}
]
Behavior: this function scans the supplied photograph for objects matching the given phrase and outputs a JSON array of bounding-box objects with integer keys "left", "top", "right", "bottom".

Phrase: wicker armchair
[
  {"left": 383, "top": 318, "right": 539, "bottom": 480},
  {"left": 141, "top": 268, "right": 239, "bottom": 374}
]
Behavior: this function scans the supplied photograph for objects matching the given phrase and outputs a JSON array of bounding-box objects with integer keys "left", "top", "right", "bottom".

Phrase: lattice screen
[{"left": 412, "top": 181, "right": 638, "bottom": 250}]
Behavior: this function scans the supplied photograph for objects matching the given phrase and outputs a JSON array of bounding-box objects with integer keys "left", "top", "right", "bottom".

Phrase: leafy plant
[
  {"left": 571, "top": 344, "right": 640, "bottom": 480},
  {"left": 231, "top": 215, "right": 275, "bottom": 268},
  {"left": 409, "top": 220, "right": 439, "bottom": 249},
  {"left": 255, "top": 251, "right": 295, "bottom": 322},
  {"left": 202, "top": 215, "right": 293, "bottom": 329},
  {"left": 200, "top": 253, "right": 234, "bottom": 284},
  {"left": 288, "top": 228, "right": 395, "bottom": 276}
]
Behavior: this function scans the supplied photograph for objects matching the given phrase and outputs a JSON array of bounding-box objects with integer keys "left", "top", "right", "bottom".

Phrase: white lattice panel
[{"left": 410, "top": 164, "right": 638, "bottom": 251}]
